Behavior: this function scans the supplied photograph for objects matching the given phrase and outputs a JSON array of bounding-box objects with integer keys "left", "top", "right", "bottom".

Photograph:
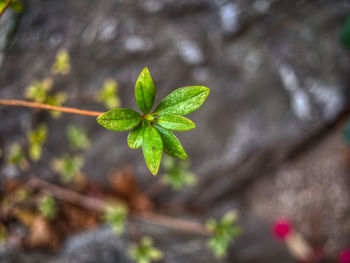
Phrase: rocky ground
[{"left": 0, "top": 0, "right": 349, "bottom": 262}]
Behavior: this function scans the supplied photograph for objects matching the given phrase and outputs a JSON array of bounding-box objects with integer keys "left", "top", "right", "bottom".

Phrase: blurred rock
[
  {"left": 218, "top": 2, "right": 241, "bottom": 34},
  {"left": 0, "top": 0, "right": 349, "bottom": 262},
  {"left": 53, "top": 227, "right": 130, "bottom": 263},
  {"left": 246, "top": 131, "right": 350, "bottom": 258}
]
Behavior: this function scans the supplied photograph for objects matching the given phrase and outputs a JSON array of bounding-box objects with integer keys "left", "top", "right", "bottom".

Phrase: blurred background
[{"left": 0, "top": 0, "right": 350, "bottom": 262}]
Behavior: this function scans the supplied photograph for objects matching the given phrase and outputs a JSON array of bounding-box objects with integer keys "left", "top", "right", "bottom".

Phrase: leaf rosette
[{"left": 97, "top": 67, "right": 209, "bottom": 175}]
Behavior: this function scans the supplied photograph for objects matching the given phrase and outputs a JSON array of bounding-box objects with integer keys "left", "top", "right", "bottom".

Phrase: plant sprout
[
  {"left": 51, "top": 48, "right": 71, "bottom": 75},
  {"left": 97, "top": 78, "right": 121, "bottom": 109},
  {"left": 46, "top": 92, "right": 67, "bottom": 118},
  {"left": 25, "top": 78, "right": 52, "bottom": 103},
  {"left": 6, "top": 142, "right": 27, "bottom": 169},
  {"left": 128, "top": 236, "right": 163, "bottom": 263},
  {"left": 27, "top": 123, "right": 48, "bottom": 161},
  {"left": 103, "top": 204, "right": 128, "bottom": 235},
  {"left": 66, "top": 125, "right": 90, "bottom": 151},
  {"left": 25, "top": 77, "right": 67, "bottom": 118},
  {"left": 97, "top": 67, "right": 209, "bottom": 175},
  {"left": 0, "top": 66, "right": 209, "bottom": 176},
  {"left": 38, "top": 195, "right": 56, "bottom": 220},
  {"left": 161, "top": 157, "right": 197, "bottom": 190},
  {"left": 52, "top": 154, "right": 84, "bottom": 182},
  {"left": 206, "top": 210, "right": 242, "bottom": 258}
]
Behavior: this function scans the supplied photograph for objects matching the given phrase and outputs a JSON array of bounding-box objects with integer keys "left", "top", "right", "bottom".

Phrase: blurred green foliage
[
  {"left": 25, "top": 78, "right": 67, "bottom": 118},
  {"left": 25, "top": 78, "right": 52, "bottom": 103},
  {"left": 38, "top": 195, "right": 56, "bottom": 220},
  {"left": 51, "top": 48, "right": 71, "bottom": 75},
  {"left": 97, "top": 78, "right": 121, "bottom": 109},
  {"left": 52, "top": 154, "right": 84, "bottom": 182},
  {"left": 128, "top": 236, "right": 163, "bottom": 263},
  {"left": 341, "top": 14, "right": 350, "bottom": 50},
  {"left": 46, "top": 92, "right": 67, "bottom": 118},
  {"left": 161, "top": 157, "right": 197, "bottom": 191},
  {"left": 27, "top": 123, "right": 48, "bottom": 161},
  {"left": 66, "top": 125, "right": 90, "bottom": 151},
  {"left": 206, "top": 211, "right": 242, "bottom": 258},
  {"left": 6, "top": 142, "right": 27, "bottom": 169},
  {"left": 103, "top": 204, "right": 128, "bottom": 235},
  {"left": 0, "top": 0, "right": 23, "bottom": 14}
]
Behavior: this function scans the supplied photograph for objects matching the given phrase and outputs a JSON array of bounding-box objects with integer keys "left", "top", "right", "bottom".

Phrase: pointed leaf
[
  {"left": 97, "top": 109, "right": 142, "bottom": 131},
  {"left": 156, "top": 115, "right": 195, "bottom": 131},
  {"left": 127, "top": 124, "right": 145, "bottom": 149},
  {"left": 153, "top": 86, "right": 209, "bottom": 116},
  {"left": 154, "top": 125, "right": 187, "bottom": 159},
  {"left": 142, "top": 125, "right": 163, "bottom": 175},
  {"left": 135, "top": 67, "right": 155, "bottom": 114}
]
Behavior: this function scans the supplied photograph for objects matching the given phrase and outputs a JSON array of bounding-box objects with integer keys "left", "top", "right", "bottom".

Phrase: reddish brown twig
[
  {"left": 0, "top": 0, "right": 12, "bottom": 18},
  {"left": 28, "top": 178, "right": 108, "bottom": 212},
  {"left": 27, "top": 177, "right": 210, "bottom": 236},
  {"left": 0, "top": 100, "right": 103, "bottom": 117},
  {"left": 132, "top": 211, "right": 210, "bottom": 235}
]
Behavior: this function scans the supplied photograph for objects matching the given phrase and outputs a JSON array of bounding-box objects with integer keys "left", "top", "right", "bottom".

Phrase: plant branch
[
  {"left": 28, "top": 177, "right": 108, "bottom": 212},
  {"left": 27, "top": 177, "right": 210, "bottom": 236},
  {"left": 0, "top": 0, "right": 11, "bottom": 18},
  {"left": 132, "top": 211, "right": 210, "bottom": 235},
  {"left": 0, "top": 100, "right": 103, "bottom": 117}
]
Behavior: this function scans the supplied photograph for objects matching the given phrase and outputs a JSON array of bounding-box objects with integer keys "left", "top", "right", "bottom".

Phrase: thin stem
[
  {"left": 0, "top": 99, "right": 104, "bottom": 117},
  {"left": 0, "top": 0, "right": 12, "bottom": 18},
  {"left": 132, "top": 211, "right": 210, "bottom": 235},
  {"left": 28, "top": 177, "right": 108, "bottom": 212},
  {"left": 27, "top": 177, "right": 210, "bottom": 236}
]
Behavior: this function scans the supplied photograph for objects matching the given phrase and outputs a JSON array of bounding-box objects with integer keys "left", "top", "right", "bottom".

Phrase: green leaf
[
  {"left": 0, "top": 0, "right": 23, "bottom": 14},
  {"left": 128, "top": 124, "right": 145, "bottom": 149},
  {"left": 154, "top": 125, "right": 187, "bottom": 159},
  {"left": 135, "top": 67, "right": 155, "bottom": 114},
  {"left": 97, "top": 108, "right": 142, "bottom": 131},
  {"left": 155, "top": 115, "right": 195, "bottom": 131},
  {"left": 152, "top": 86, "right": 209, "bottom": 116},
  {"left": 142, "top": 125, "right": 163, "bottom": 175}
]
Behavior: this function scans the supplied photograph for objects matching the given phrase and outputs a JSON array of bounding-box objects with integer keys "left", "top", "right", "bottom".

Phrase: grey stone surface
[{"left": 0, "top": 0, "right": 349, "bottom": 262}]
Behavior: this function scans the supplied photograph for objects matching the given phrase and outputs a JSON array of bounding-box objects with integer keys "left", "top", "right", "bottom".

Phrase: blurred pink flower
[
  {"left": 272, "top": 217, "right": 292, "bottom": 240},
  {"left": 340, "top": 249, "right": 350, "bottom": 263}
]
